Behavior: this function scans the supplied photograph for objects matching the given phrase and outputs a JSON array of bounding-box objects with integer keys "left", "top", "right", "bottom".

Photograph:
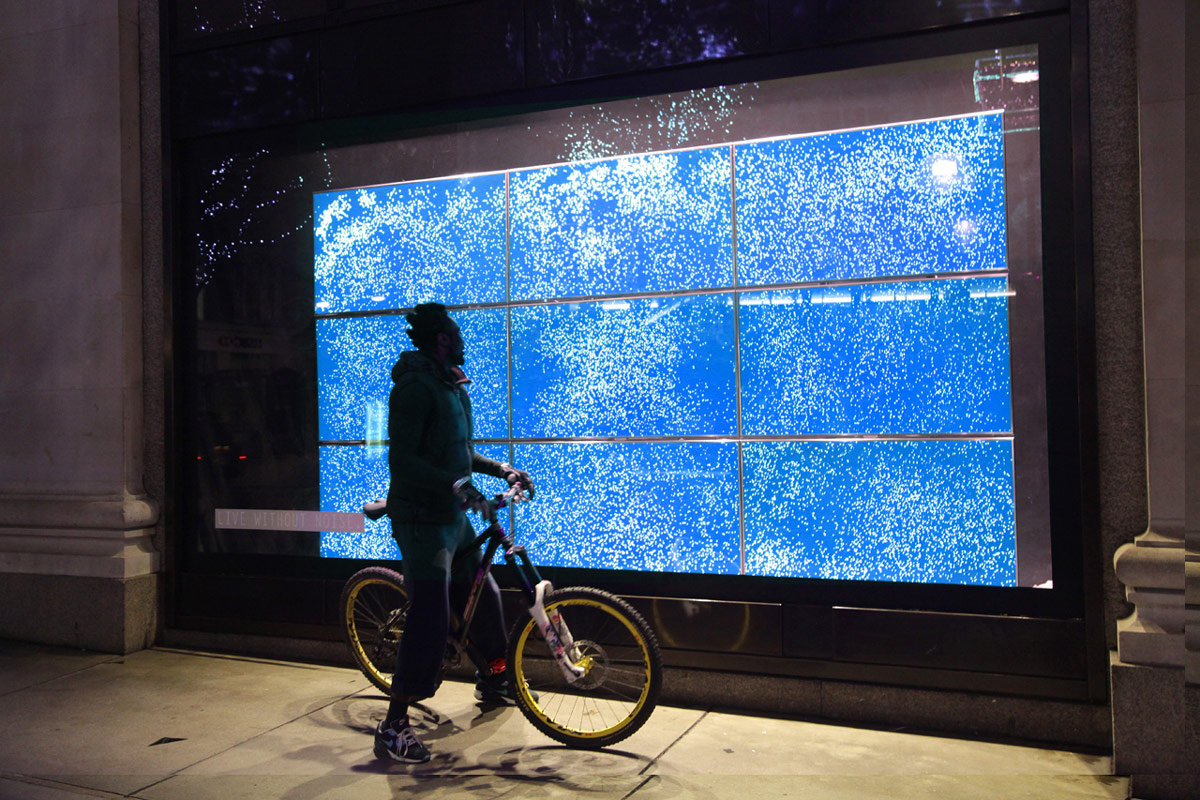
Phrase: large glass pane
[
  {"left": 511, "top": 295, "right": 737, "bottom": 437},
  {"left": 738, "top": 277, "right": 1013, "bottom": 435},
  {"left": 319, "top": 443, "right": 510, "bottom": 559},
  {"left": 736, "top": 113, "right": 1007, "bottom": 285},
  {"left": 316, "top": 308, "right": 508, "bottom": 443},
  {"left": 512, "top": 442, "right": 740, "bottom": 573},
  {"left": 313, "top": 174, "right": 506, "bottom": 313},
  {"left": 510, "top": 147, "right": 733, "bottom": 300},
  {"left": 319, "top": 445, "right": 394, "bottom": 559},
  {"left": 742, "top": 440, "right": 1016, "bottom": 586}
]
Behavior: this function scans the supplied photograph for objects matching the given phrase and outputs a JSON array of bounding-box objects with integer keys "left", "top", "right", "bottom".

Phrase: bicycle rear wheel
[
  {"left": 341, "top": 566, "right": 407, "bottom": 695},
  {"left": 508, "top": 586, "right": 662, "bottom": 749}
]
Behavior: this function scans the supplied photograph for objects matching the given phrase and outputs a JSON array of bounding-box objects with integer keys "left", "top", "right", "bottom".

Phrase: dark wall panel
[
  {"left": 831, "top": 608, "right": 1088, "bottom": 679},
  {"left": 174, "top": 0, "right": 329, "bottom": 42},
  {"left": 171, "top": 33, "right": 321, "bottom": 137},
  {"left": 768, "top": 0, "right": 1068, "bottom": 51},
  {"left": 320, "top": 0, "right": 525, "bottom": 118},
  {"left": 525, "top": 0, "right": 769, "bottom": 86},
  {"left": 781, "top": 604, "right": 835, "bottom": 660}
]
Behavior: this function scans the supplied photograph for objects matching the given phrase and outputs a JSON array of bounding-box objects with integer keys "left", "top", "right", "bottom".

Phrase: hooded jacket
[{"left": 386, "top": 349, "right": 505, "bottom": 523}]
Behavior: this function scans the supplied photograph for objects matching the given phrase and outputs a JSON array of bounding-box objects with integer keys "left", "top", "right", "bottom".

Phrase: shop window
[{"left": 309, "top": 47, "right": 1046, "bottom": 587}]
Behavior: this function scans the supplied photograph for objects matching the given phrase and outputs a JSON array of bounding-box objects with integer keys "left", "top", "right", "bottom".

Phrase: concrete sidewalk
[{"left": 0, "top": 641, "right": 1128, "bottom": 800}]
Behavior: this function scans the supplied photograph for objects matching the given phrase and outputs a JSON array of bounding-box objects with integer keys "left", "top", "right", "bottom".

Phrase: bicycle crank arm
[{"left": 530, "top": 580, "right": 585, "bottom": 682}]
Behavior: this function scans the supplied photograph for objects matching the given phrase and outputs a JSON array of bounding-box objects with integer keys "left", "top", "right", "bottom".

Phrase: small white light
[
  {"left": 931, "top": 158, "right": 959, "bottom": 183},
  {"left": 1009, "top": 70, "right": 1039, "bottom": 84}
]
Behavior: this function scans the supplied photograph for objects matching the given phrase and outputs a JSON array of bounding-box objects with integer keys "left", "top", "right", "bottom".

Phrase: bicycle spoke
[
  {"left": 510, "top": 588, "right": 661, "bottom": 747},
  {"left": 354, "top": 591, "right": 389, "bottom": 629}
]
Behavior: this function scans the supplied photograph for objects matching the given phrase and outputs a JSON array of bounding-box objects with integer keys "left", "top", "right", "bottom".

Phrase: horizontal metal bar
[
  {"left": 314, "top": 270, "right": 1009, "bottom": 320},
  {"left": 318, "top": 432, "right": 1015, "bottom": 447}
]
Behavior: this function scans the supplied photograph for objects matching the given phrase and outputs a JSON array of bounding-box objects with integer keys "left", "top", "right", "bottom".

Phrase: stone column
[
  {"left": 1110, "top": 1, "right": 1200, "bottom": 797},
  {"left": 0, "top": 0, "right": 160, "bottom": 653}
]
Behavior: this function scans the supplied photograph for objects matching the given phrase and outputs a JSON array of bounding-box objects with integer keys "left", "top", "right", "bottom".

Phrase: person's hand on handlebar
[
  {"left": 500, "top": 463, "right": 535, "bottom": 499},
  {"left": 452, "top": 477, "right": 495, "bottom": 521}
]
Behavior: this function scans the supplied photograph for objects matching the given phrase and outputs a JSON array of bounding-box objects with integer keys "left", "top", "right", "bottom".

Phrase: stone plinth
[{"left": 0, "top": 0, "right": 160, "bottom": 654}]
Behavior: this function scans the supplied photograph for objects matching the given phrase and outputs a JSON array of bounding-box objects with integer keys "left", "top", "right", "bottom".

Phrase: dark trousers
[{"left": 390, "top": 515, "right": 507, "bottom": 699}]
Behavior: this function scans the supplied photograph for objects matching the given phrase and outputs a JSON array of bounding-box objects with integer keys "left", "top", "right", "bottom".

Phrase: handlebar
[
  {"left": 452, "top": 477, "right": 530, "bottom": 517},
  {"left": 491, "top": 482, "right": 531, "bottom": 510},
  {"left": 361, "top": 479, "right": 531, "bottom": 522}
]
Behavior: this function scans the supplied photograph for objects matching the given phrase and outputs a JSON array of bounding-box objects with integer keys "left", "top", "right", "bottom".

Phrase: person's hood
[{"left": 391, "top": 350, "right": 471, "bottom": 386}]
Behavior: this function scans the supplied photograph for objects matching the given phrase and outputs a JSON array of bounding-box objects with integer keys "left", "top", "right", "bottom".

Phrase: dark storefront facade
[{"left": 163, "top": 0, "right": 1113, "bottom": 744}]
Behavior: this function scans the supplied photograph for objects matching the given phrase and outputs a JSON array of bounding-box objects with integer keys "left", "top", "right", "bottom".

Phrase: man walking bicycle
[{"left": 374, "top": 302, "right": 533, "bottom": 764}]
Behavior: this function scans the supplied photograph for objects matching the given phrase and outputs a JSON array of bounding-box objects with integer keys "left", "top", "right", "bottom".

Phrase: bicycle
[{"left": 340, "top": 482, "right": 664, "bottom": 749}]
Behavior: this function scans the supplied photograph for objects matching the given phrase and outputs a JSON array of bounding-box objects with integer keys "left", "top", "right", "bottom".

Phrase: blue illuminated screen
[{"left": 314, "top": 112, "right": 1021, "bottom": 586}]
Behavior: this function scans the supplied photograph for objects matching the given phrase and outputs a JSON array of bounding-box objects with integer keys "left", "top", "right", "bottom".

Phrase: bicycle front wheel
[
  {"left": 341, "top": 566, "right": 407, "bottom": 695},
  {"left": 508, "top": 587, "right": 662, "bottom": 749}
]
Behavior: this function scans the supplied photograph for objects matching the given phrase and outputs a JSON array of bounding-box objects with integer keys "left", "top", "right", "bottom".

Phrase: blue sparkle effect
[
  {"left": 319, "top": 445, "right": 395, "bottom": 559},
  {"left": 512, "top": 442, "right": 741, "bottom": 574},
  {"left": 313, "top": 174, "right": 506, "bottom": 313},
  {"left": 319, "top": 443, "right": 509, "bottom": 558},
  {"left": 510, "top": 148, "right": 733, "bottom": 300},
  {"left": 742, "top": 440, "right": 1016, "bottom": 586},
  {"left": 738, "top": 277, "right": 1013, "bottom": 435},
  {"left": 511, "top": 295, "right": 736, "bottom": 438},
  {"left": 313, "top": 111, "right": 1020, "bottom": 586},
  {"left": 736, "top": 114, "right": 1006, "bottom": 284},
  {"left": 316, "top": 308, "right": 508, "bottom": 442}
]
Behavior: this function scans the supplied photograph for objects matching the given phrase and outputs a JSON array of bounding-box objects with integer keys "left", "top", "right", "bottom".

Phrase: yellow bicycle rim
[
  {"left": 513, "top": 597, "right": 653, "bottom": 741},
  {"left": 345, "top": 576, "right": 403, "bottom": 690}
]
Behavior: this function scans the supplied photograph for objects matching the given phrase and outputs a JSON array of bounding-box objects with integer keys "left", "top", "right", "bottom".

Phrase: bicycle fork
[
  {"left": 497, "top": 525, "right": 585, "bottom": 683},
  {"left": 529, "top": 580, "right": 586, "bottom": 683}
]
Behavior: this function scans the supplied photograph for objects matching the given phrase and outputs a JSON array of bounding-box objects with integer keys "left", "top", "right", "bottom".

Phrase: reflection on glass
[
  {"left": 317, "top": 308, "right": 508, "bottom": 442},
  {"left": 510, "top": 148, "right": 733, "bottom": 300},
  {"left": 739, "top": 277, "right": 1013, "bottom": 435},
  {"left": 536, "top": 84, "right": 760, "bottom": 163},
  {"left": 319, "top": 444, "right": 509, "bottom": 559},
  {"left": 527, "top": 0, "right": 766, "bottom": 85},
  {"left": 513, "top": 442, "right": 740, "bottom": 574},
  {"left": 736, "top": 113, "right": 1006, "bottom": 284},
  {"left": 175, "top": 0, "right": 326, "bottom": 39},
  {"left": 313, "top": 175, "right": 506, "bottom": 313},
  {"left": 742, "top": 440, "right": 1016, "bottom": 586},
  {"left": 511, "top": 295, "right": 736, "bottom": 437},
  {"left": 974, "top": 50, "right": 1040, "bottom": 132}
]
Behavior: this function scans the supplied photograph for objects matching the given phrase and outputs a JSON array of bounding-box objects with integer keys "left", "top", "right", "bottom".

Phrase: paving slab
[
  {"left": 630, "top": 773, "right": 1130, "bottom": 800},
  {"left": 651, "top": 708, "right": 1114, "bottom": 777},
  {"left": 0, "top": 640, "right": 120, "bottom": 696},
  {"left": 138, "top": 773, "right": 649, "bottom": 800},
  {"left": 140, "top": 677, "right": 701, "bottom": 800},
  {"left": 0, "top": 649, "right": 369, "bottom": 797},
  {"left": 0, "top": 645, "right": 1131, "bottom": 800},
  {"left": 0, "top": 775, "right": 127, "bottom": 800}
]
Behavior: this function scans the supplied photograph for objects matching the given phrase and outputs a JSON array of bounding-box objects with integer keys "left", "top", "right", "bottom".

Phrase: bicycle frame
[{"left": 450, "top": 489, "right": 583, "bottom": 682}]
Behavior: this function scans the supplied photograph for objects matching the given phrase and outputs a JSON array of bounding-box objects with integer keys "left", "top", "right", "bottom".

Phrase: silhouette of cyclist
[{"left": 373, "top": 302, "right": 533, "bottom": 764}]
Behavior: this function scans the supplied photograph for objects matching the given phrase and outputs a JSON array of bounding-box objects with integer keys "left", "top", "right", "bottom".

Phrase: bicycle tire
[
  {"left": 507, "top": 586, "right": 662, "bottom": 749},
  {"left": 341, "top": 566, "right": 407, "bottom": 695}
]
